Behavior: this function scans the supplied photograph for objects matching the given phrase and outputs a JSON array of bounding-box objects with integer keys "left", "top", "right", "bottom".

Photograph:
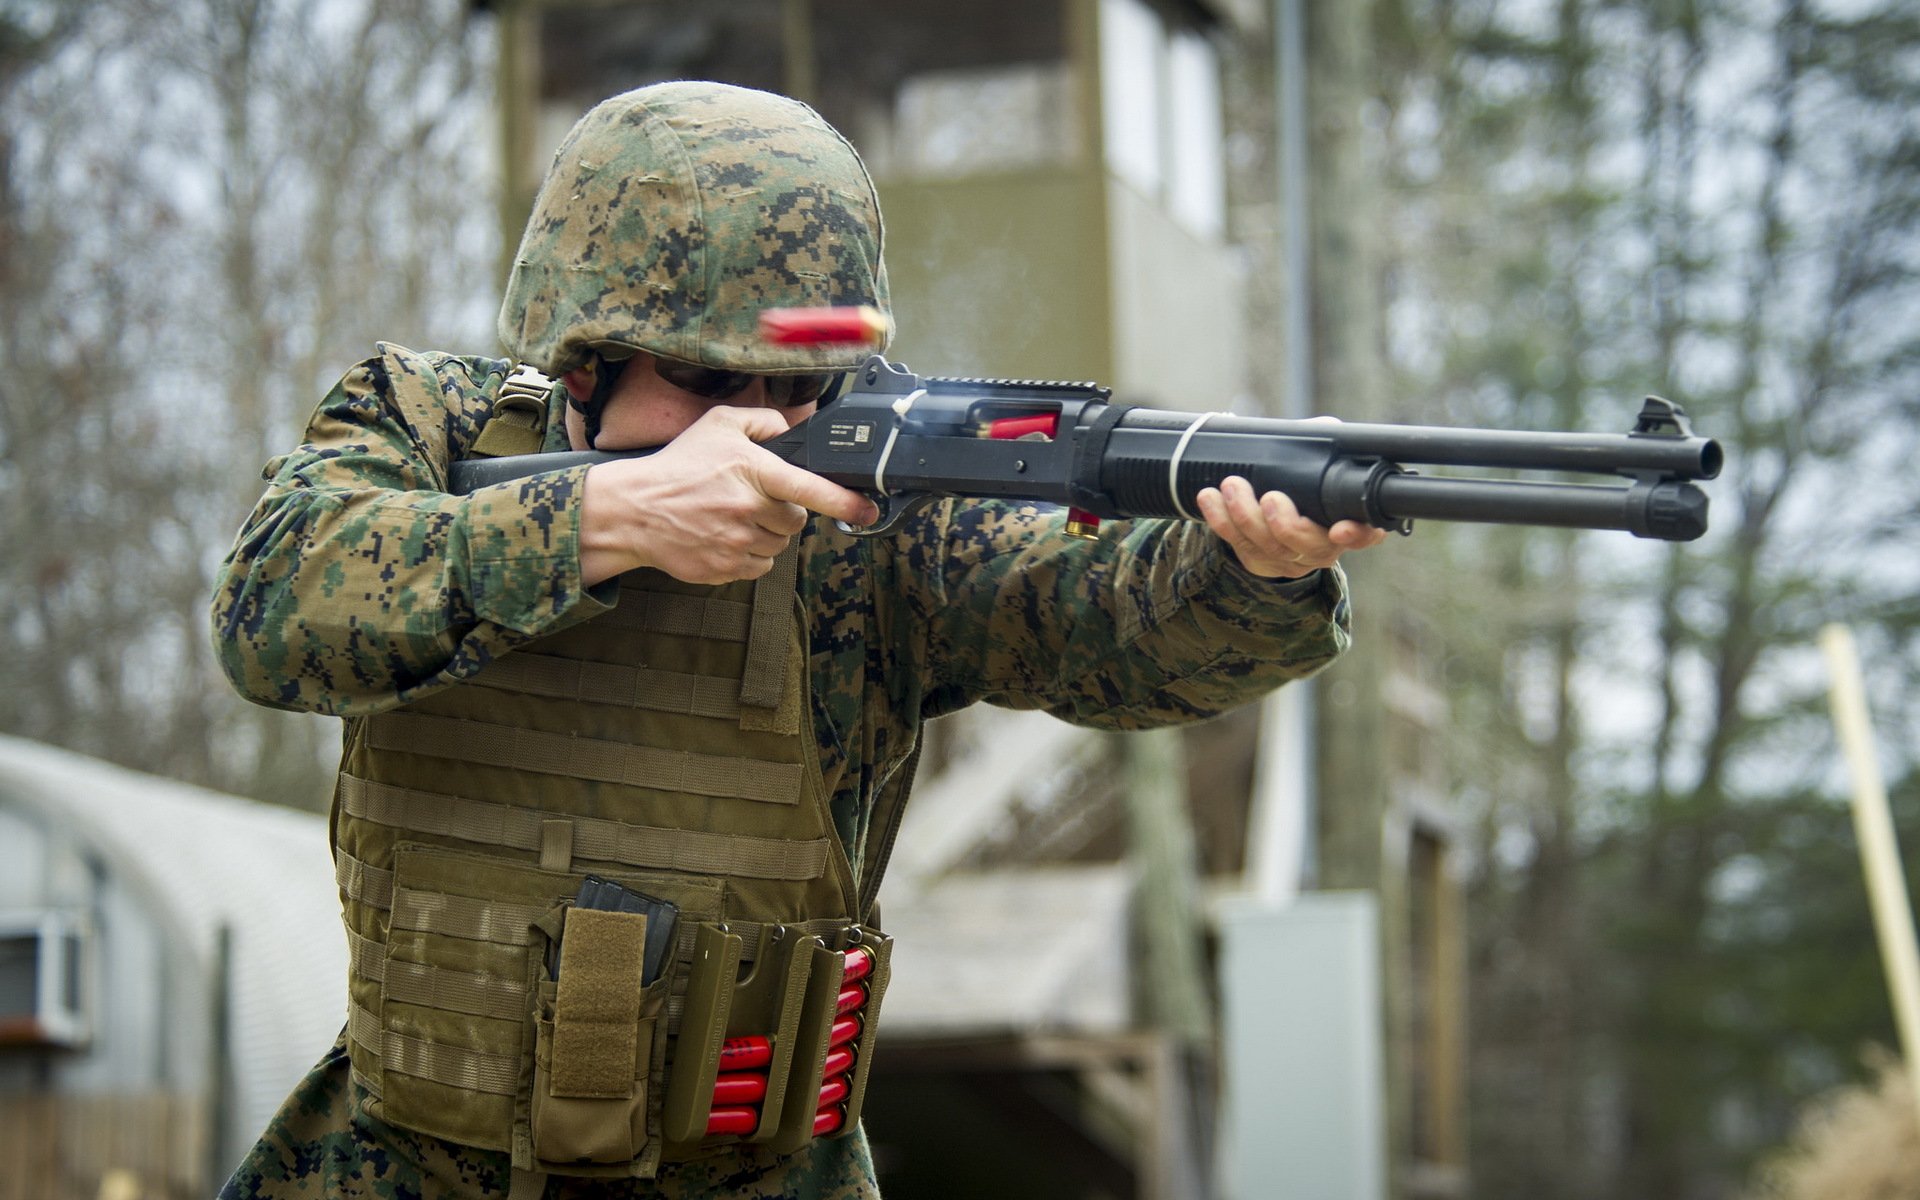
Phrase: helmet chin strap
[{"left": 566, "top": 353, "right": 623, "bottom": 448}]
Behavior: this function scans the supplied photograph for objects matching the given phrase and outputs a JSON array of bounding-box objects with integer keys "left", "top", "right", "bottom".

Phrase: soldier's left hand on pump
[
  {"left": 578, "top": 405, "right": 881, "bottom": 587},
  {"left": 1195, "top": 474, "right": 1390, "bottom": 580}
]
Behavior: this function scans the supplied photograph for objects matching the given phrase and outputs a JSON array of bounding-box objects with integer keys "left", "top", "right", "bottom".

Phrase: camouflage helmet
[{"left": 498, "top": 81, "right": 890, "bottom": 378}]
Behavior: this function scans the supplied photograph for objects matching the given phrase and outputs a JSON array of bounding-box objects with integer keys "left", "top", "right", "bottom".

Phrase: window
[
  {"left": 1100, "top": 0, "right": 1166, "bottom": 196},
  {"left": 1098, "top": 0, "right": 1227, "bottom": 238},
  {"left": 0, "top": 911, "right": 89, "bottom": 1050},
  {"left": 891, "top": 63, "right": 1079, "bottom": 178},
  {"left": 1167, "top": 30, "right": 1225, "bottom": 239}
]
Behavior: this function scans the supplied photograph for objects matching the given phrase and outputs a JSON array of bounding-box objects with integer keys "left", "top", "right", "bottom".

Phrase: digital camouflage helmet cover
[{"left": 498, "top": 81, "right": 891, "bottom": 378}]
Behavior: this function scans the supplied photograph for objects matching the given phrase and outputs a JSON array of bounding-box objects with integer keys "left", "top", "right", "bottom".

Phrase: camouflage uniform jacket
[{"left": 210, "top": 342, "right": 1354, "bottom": 1197}]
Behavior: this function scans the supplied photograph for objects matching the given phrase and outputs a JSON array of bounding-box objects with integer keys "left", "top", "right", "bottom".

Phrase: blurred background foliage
[
  {"left": 1357, "top": 1, "right": 1920, "bottom": 1194},
  {"left": 0, "top": 0, "right": 497, "bottom": 808},
  {"left": 1, "top": 0, "right": 1915, "bottom": 1196}
]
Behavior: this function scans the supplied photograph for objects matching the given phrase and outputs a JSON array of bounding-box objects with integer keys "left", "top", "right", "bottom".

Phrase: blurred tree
[
  {"left": 1368, "top": 0, "right": 1920, "bottom": 1195},
  {"left": 1367, "top": 0, "right": 1622, "bottom": 1190},
  {"left": 1596, "top": 2, "right": 1920, "bottom": 1191},
  {"left": 0, "top": 0, "right": 496, "bottom": 808}
]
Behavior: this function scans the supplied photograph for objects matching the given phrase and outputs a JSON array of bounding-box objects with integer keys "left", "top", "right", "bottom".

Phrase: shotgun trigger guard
[{"left": 835, "top": 492, "right": 939, "bottom": 538}]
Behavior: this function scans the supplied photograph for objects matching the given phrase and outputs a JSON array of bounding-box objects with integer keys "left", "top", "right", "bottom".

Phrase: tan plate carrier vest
[{"left": 331, "top": 370, "right": 898, "bottom": 1182}]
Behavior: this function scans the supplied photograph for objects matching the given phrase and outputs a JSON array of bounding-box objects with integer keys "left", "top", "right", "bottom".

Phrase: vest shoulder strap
[{"left": 469, "top": 363, "right": 554, "bottom": 459}]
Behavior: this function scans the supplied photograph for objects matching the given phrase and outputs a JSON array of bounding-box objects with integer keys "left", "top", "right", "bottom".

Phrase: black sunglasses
[{"left": 653, "top": 358, "right": 837, "bottom": 408}]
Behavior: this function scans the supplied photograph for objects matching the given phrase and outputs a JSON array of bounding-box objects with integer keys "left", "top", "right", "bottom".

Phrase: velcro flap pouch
[{"left": 533, "top": 906, "right": 651, "bottom": 1165}]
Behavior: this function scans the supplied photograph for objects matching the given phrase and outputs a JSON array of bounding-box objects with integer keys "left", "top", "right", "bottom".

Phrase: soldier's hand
[
  {"left": 579, "top": 406, "right": 879, "bottom": 586},
  {"left": 1195, "top": 475, "right": 1389, "bottom": 580}
]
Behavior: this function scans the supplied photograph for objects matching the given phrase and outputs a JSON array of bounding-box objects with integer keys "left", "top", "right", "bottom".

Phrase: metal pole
[
  {"left": 1275, "top": 0, "right": 1318, "bottom": 892},
  {"left": 782, "top": 0, "right": 817, "bottom": 105},
  {"left": 1278, "top": 0, "right": 1312, "bottom": 423}
]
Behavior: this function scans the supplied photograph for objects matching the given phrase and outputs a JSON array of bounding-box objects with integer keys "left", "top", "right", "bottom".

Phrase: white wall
[{"left": 1217, "top": 892, "right": 1387, "bottom": 1200}]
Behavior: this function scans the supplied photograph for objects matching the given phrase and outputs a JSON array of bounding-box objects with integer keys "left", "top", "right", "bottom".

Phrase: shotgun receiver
[{"left": 450, "top": 355, "right": 1721, "bottom": 542}]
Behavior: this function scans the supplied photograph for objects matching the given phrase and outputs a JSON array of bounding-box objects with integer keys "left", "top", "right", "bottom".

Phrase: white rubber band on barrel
[{"left": 1169, "top": 412, "right": 1223, "bottom": 520}]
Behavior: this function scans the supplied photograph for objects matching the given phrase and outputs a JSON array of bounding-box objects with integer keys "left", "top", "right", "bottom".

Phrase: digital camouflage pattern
[
  {"left": 210, "top": 344, "right": 1353, "bottom": 1197},
  {"left": 498, "top": 83, "right": 889, "bottom": 379}
]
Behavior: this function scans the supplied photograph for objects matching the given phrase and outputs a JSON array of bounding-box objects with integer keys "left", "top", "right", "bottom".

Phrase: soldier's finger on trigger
[{"left": 770, "top": 463, "right": 874, "bottom": 525}]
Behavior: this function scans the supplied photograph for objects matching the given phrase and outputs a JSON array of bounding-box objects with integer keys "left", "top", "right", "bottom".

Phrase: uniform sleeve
[
  {"left": 209, "top": 344, "right": 610, "bottom": 716},
  {"left": 913, "top": 500, "right": 1352, "bottom": 728}
]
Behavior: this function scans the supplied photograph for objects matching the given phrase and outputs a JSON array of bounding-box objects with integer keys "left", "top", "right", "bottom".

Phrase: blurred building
[
  {"left": 485, "top": 1, "right": 1466, "bottom": 1197},
  {"left": 0, "top": 735, "right": 345, "bottom": 1199}
]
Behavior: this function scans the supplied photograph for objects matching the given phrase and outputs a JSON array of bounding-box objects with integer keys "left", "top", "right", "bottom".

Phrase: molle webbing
[
  {"left": 338, "top": 839, "right": 843, "bottom": 986},
  {"left": 347, "top": 999, "right": 380, "bottom": 1063},
  {"left": 352, "top": 1000, "right": 523, "bottom": 1096},
  {"left": 339, "top": 841, "right": 843, "bottom": 965},
  {"left": 741, "top": 548, "right": 798, "bottom": 711},
  {"left": 402, "top": 895, "right": 544, "bottom": 948},
  {"left": 422, "top": 899, "right": 542, "bottom": 951},
  {"left": 336, "top": 847, "right": 393, "bottom": 910},
  {"left": 347, "top": 927, "right": 527, "bottom": 1022},
  {"left": 471, "top": 652, "right": 745, "bottom": 721},
  {"left": 605, "top": 553, "right": 794, "bottom": 715},
  {"left": 338, "top": 774, "right": 831, "bottom": 881},
  {"left": 334, "top": 848, "right": 547, "bottom": 947},
  {"left": 600, "top": 591, "right": 752, "bottom": 641},
  {"left": 365, "top": 713, "right": 802, "bottom": 806}
]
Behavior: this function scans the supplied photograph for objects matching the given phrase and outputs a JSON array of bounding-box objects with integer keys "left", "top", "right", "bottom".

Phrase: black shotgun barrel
[
  {"left": 1093, "top": 419, "right": 1714, "bottom": 541},
  {"left": 1112, "top": 408, "right": 1722, "bottom": 481},
  {"left": 1373, "top": 475, "right": 1712, "bottom": 541}
]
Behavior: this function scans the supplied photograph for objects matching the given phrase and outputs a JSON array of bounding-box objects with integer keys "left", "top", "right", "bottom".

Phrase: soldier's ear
[{"left": 561, "top": 368, "right": 594, "bottom": 404}]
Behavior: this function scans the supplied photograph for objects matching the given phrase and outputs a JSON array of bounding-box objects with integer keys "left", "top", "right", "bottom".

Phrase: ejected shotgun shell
[
  {"left": 711, "top": 1073, "right": 770, "bottom": 1106},
  {"left": 719, "top": 1035, "right": 773, "bottom": 1071},
  {"left": 706, "top": 1106, "right": 758, "bottom": 1137},
  {"left": 759, "top": 305, "right": 890, "bottom": 346},
  {"left": 1063, "top": 507, "right": 1102, "bottom": 540}
]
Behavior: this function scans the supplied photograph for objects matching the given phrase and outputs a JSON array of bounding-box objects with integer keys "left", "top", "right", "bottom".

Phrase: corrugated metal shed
[{"left": 0, "top": 734, "right": 345, "bottom": 1165}]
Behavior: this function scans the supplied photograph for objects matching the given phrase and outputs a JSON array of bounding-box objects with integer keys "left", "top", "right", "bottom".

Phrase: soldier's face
[{"left": 564, "top": 353, "right": 818, "bottom": 451}]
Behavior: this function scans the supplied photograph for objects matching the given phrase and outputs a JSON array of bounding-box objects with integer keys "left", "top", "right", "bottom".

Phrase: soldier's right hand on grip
[{"left": 578, "top": 406, "right": 881, "bottom": 586}]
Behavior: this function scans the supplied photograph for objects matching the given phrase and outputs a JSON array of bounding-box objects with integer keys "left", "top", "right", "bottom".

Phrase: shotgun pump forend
[{"left": 450, "top": 355, "right": 1723, "bottom": 542}]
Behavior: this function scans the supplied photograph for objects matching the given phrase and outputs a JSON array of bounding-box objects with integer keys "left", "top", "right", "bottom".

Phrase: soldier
[{"left": 210, "top": 81, "right": 1385, "bottom": 1199}]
